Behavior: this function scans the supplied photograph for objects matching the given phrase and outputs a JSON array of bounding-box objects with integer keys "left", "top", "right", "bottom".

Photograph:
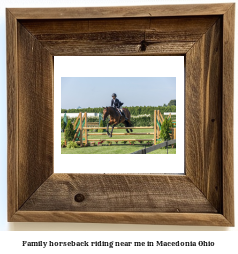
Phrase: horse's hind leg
[
  {"left": 124, "top": 121, "right": 129, "bottom": 133},
  {"left": 128, "top": 120, "right": 133, "bottom": 132}
]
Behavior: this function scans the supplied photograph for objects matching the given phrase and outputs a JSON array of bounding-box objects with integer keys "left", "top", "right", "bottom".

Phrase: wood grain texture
[
  {"left": 20, "top": 16, "right": 218, "bottom": 34},
  {"left": 8, "top": 4, "right": 233, "bottom": 19},
  {"left": 222, "top": 4, "right": 235, "bottom": 226},
  {"left": 17, "top": 23, "right": 54, "bottom": 208},
  {"left": 185, "top": 18, "right": 223, "bottom": 212},
  {"left": 6, "top": 9, "right": 18, "bottom": 221},
  {"left": 35, "top": 41, "right": 192, "bottom": 56},
  {"left": 11, "top": 211, "right": 231, "bottom": 226},
  {"left": 20, "top": 174, "right": 217, "bottom": 213},
  {"left": 6, "top": 5, "right": 234, "bottom": 225},
  {"left": 19, "top": 17, "right": 218, "bottom": 56}
]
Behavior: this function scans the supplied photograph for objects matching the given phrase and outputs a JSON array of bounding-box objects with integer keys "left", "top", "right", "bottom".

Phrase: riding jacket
[{"left": 111, "top": 98, "right": 123, "bottom": 108}]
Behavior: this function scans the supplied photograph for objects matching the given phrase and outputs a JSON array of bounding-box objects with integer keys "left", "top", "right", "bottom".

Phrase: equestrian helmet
[{"left": 112, "top": 93, "right": 117, "bottom": 97}]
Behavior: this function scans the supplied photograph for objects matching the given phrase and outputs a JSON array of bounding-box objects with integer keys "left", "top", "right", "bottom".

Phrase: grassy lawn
[{"left": 61, "top": 129, "right": 176, "bottom": 154}]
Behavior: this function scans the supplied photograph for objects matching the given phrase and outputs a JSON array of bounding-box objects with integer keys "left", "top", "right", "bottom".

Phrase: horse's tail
[
  {"left": 126, "top": 120, "right": 132, "bottom": 127},
  {"left": 124, "top": 109, "right": 133, "bottom": 132},
  {"left": 124, "top": 119, "right": 131, "bottom": 126},
  {"left": 128, "top": 109, "right": 133, "bottom": 126}
]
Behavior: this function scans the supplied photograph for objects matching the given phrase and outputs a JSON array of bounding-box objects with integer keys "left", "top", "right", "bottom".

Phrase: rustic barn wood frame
[{"left": 7, "top": 3, "right": 234, "bottom": 226}]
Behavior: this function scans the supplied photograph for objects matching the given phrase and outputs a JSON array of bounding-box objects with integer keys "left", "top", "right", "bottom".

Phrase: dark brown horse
[{"left": 102, "top": 107, "right": 133, "bottom": 137}]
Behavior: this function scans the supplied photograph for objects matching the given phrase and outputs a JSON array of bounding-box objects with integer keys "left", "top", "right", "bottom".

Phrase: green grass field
[{"left": 61, "top": 128, "right": 176, "bottom": 154}]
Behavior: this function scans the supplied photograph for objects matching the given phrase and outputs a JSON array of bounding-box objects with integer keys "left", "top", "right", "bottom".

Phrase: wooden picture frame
[{"left": 7, "top": 3, "right": 234, "bottom": 226}]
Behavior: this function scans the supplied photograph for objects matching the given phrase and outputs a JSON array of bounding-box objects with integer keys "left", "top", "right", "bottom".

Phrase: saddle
[
  {"left": 112, "top": 107, "right": 128, "bottom": 122},
  {"left": 118, "top": 109, "right": 125, "bottom": 122}
]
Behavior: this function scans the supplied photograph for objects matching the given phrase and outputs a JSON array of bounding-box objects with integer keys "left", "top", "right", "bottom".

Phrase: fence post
[
  {"left": 157, "top": 110, "right": 163, "bottom": 140},
  {"left": 154, "top": 110, "right": 157, "bottom": 145},
  {"left": 85, "top": 112, "right": 88, "bottom": 146},
  {"left": 73, "top": 112, "right": 80, "bottom": 130},
  {"left": 79, "top": 112, "right": 83, "bottom": 147}
]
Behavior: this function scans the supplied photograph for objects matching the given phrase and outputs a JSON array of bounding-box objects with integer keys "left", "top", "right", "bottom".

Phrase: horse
[{"left": 102, "top": 107, "right": 133, "bottom": 137}]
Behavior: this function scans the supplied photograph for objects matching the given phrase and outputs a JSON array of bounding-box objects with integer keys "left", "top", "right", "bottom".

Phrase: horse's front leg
[
  {"left": 110, "top": 124, "right": 116, "bottom": 138},
  {"left": 110, "top": 124, "right": 115, "bottom": 138},
  {"left": 106, "top": 122, "right": 111, "bottom": 137}
]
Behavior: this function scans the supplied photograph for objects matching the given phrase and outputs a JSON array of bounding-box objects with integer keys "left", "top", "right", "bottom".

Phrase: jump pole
[
  {"left": 87, "top": 133, "right": 154, "bottom": 135},
  {"left": 80, "top": 110, "right": 175, "bottom": 145},
  {"left": 87, "top": 139, "right": 154, "bottom": 142},
  {"left": 73, "top": 112, "right": 82, "bottom": 142},
  {"left": 83, "top": 127, "right": 154, "bottom": 130}
]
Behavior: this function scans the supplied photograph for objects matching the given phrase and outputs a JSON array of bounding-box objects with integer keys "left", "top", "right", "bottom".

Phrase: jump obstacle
[{"left": 71, "top": 110, "right": 176, "bottom": 147}]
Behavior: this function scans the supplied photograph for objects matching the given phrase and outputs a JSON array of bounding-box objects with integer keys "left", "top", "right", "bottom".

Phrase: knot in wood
[
  {"left": 140, "top": 40, "right": 148, "bottom": 51},
  {"left": 74, "top": 193, "right": 85, "bottom": 202}
]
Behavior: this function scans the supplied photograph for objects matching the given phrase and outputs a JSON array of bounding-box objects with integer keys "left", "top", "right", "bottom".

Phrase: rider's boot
[
  {"left": 122, "top": 111, "right": 128, "bottom": 121},
  {"left": 119, "top": 111, "right": 123, "bottom": 121}
]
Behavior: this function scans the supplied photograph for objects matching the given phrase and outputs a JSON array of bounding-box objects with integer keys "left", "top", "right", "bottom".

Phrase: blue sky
[{"left": 61, "top": 77, "right": 176, "bottom": 109}]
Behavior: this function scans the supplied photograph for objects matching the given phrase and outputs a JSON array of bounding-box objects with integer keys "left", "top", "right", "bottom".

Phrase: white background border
[{"left": 0, "top": 0, "right": 237, "bottom": 236}]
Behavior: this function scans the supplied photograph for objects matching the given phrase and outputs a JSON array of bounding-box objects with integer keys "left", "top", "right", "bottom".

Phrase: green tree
[
  {"left": 98, "top": 119, "right": 106, "bottom": 133},
  {"left": 64, "top": 120, "right": 75, "bottom": 141},
  {"left": 160, "top": 117, "right": 173, "bottom": 141},
  {"left": 61, "top": 118, "right": 66, "bottom": 131},
  {"left": 60, "top": 105, "right": 176, "bottom": 117},
  {"left": 168, "top": 99, "right": 176, "bottom": 106}
]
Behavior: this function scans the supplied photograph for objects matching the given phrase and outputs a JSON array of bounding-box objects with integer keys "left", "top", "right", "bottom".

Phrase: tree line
[{"left": 61, "top": 100, "right": 176, "bottom": 116}]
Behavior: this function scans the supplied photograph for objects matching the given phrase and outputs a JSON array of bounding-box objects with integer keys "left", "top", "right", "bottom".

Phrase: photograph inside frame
[
  {"left": 61, "top": 77, "right": 176, "bottom": 154},
  {"left": 54, "top": 55, "right": 184, "bottom": 174}
]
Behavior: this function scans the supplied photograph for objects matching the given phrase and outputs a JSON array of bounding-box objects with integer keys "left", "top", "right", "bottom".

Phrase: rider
[{"left": 111, "top": 93, "right": 128, "bottom": 121}]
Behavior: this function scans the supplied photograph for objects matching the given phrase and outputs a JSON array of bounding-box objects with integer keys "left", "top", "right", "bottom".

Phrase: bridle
[{"left": 103, "top": 107, "right": 109, "bottom": 121}]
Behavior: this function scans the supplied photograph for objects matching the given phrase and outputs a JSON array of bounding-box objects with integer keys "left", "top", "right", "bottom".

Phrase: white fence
[
  {"left": 61, "top": 113, "right": 99, "bottom": 118},
  {"left": 164, "top": 112, "right": 176, "bottom": 115}
]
